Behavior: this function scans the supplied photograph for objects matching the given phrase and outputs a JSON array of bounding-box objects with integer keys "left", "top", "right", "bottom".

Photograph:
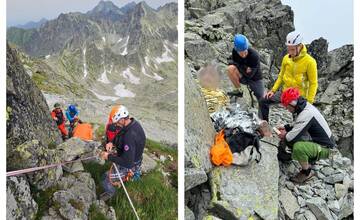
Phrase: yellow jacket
[{"left": 271, "top": 45, "right": 318, "bottom": 103}]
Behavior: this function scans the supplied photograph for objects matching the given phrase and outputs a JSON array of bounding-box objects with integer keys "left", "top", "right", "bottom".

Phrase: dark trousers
[
  {"left": 259, "top": 91, "right": 282, "bottom": 121},
  {"left": 240, "top": 77, "right": 265, "bottom": 119}
]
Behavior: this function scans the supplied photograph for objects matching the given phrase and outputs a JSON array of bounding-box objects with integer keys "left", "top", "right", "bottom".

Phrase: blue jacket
[{"left": 65, "top": 107, "right": 79, "bottom": 123}]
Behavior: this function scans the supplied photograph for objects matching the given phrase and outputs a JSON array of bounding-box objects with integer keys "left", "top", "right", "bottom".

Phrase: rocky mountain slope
[
  {"left": 7, "top": 0, "right": 178, "bottom": 144},
  {"left": 6, "top": 44, "right": 177, "bottom": 219},
  {"left": 184, "top": 0, "right": 354, "bottom": 219}
]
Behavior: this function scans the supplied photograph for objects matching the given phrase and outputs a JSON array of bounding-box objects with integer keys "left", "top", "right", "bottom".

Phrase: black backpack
[{"left": 224, "top": 126, "right": 262, "bottom": 163}]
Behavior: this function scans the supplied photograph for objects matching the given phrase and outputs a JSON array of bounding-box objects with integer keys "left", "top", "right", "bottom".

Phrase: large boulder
[
  {"left": 209, "top": 139, "right": 279, "bottom": 220},
  {"left": 6, "top": 44, "right": 62, "bottom": 154},
  {"left": 56, "top": 137, "right": 99, "bottom": 161},
  {"left": 42, "top": 172, "right": 97, "bottom": 220},
  {"left": 141, "top": 153, "right": 158, "bottom": 173}
]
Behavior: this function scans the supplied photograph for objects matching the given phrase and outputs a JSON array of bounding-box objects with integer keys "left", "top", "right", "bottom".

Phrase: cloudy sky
[
  {"left": 281, "top": 0, "right": 353, "bottom": 50},
  {"left": 7, "top": 0, "right": 176, "bottom": 27}
]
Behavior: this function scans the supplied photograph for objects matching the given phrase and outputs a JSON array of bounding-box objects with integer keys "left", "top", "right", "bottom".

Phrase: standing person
[
  {"left": 260, "top": 31, "right": 318, "bottom": 122},
  {"left": 51, "top": 103, "right": 68, "bottom": 140},
  {"left": 100, "top": 105, "right": 146, "bottom": 201},
  {"left": 276, "top": 88, "right": 336, "bottom": 183},
  {"left": 227, "top": 34, "right": 265, "bottom": 117}
]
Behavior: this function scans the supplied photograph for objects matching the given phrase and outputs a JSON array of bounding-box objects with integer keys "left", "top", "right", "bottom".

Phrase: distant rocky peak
[
  {"left": 87, "top": 0, "right": 123, "bottom": 18},
  {"left": 120, "top": 1, "right": 137, "bottom": 13},
  {"left": 134, "top": 1, "right": 155, "bottom": 15}
]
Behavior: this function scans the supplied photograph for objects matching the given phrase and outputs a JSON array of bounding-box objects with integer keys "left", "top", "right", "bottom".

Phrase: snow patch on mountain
[
  {"left": 122, "top": 68, "right": 140, "bottom": 84},
  {"left": 120, "top": 36, "right": 129, "bottom": 55},
  {"left": 114, "top": 84, "right": 136, "bottom": 97},
  {"left": 90, "top": 90, "right": 119, "bottom": 101},
  {"left": 141, "top": 65, "right": 163, "bottom": 81},
  {"left": 155, "top": 41, "right": 174, "bottom": 63},
  {"left": 97, "top": 65, "right": 110, "bottom": 84},
  {"left": 82, "top": 48, "right": 88, "bottom": 78}
]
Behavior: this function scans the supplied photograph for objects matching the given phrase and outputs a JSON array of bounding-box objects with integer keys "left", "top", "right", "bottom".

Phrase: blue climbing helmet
[
  {"left": 234, "top": 34, "right": 249, "bottom": 52},
  {"left": 68, "top": 104, "right": 77, "bottom": 112}
]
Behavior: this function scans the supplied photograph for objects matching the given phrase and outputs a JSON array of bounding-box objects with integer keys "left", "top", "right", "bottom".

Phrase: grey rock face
[
  {"left": 7, "top": 176, "right": 38, "bottom": 220},
  {"left": 185, "top": 64, "right": 214, "bottom": 175},
  {"left": 6, "top": 44, "right": 62, "bottom": 160},
  {"left": 7, "top": 140, "right": 63, "bottom": 190}
]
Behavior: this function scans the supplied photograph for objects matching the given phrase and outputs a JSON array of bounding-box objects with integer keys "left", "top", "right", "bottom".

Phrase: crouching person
[
  {"left": 99, "top": 105, "right": 146, "bottom": 201},
  {"left": 276, "top": 88, "right": 336, "bottom": 183}
]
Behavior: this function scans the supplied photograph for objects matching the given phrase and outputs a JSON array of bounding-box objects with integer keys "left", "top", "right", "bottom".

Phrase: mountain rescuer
[
  {"left": 260, "top": 31, "right": 318, "bottom": 122},
  {"left": 51, "top": 103, "right": 68, "bottom": 140},
  {"left": 100, "top": 105, "right": 146, "bottom": 201},
  {"left": 66, "top": 104, "right": 81, "bottom": 136},
  {"left": 227, "top": 34, "right": 265, "bottom": 117},
  {"left": 276, "top": 88, "right": 336, "bottom": 183}
]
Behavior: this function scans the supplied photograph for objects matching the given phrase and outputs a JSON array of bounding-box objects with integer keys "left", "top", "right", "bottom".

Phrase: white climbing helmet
[
  {"left": 285, "top": 31, "right": 303, "bottom": 46},
  {"left": 112, "top": 105, "right": 129, "bottom": 123}
]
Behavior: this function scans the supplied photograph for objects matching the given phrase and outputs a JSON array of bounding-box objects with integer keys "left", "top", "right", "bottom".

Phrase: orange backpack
[{"left": 210, "top": 129, "right": 233, "bottom": 166}]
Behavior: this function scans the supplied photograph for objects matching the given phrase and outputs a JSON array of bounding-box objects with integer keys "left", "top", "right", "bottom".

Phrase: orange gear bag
[
  {"left": 210, "top": 129, "right": 233, "bottom": 166},
  {"left": 72, "top": 123, "right": 93, "bottom": 141}
]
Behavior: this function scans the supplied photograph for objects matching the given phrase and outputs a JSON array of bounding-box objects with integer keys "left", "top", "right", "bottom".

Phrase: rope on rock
[{"left": 6, "top": 155, "right": 97, "bottom": 177}]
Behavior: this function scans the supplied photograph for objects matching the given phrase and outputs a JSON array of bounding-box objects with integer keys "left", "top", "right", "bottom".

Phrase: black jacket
[
  {"left": 285, "top": 97, "right": 336, "bottom": 148},
  {"left": 108, "top": 118, "right": 146, "bottom": 168},
  {"left": 228, "top": 47, "right": 262, "bottom": 81}
]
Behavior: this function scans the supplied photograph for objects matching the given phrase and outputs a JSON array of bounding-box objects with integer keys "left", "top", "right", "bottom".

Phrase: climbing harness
[
  {"left": 108, "top": 164, "right": 134, "bottom": 187},
  {"left": 112, "top": 162, "right": 141, "bottom": 220},
  {"left": 6, "top": 155, "right": 97, "bottom": 177}
]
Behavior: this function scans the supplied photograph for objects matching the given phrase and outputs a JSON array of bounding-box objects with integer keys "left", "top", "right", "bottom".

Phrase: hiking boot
[
  {"left": 100, "top": 192, "right": 113, "bottom": 202},
  {"left": 227, "top": 88, "right": 243, "bottom": 98},
  {"left": 290, "top": 170, "right": 315, "bottom": 184}
]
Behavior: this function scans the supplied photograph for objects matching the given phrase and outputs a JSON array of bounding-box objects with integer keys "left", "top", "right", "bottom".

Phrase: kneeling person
[
  {"left": 276, "top": 88, "right": 336, "bottom": 183},
  {"left": 100, "top": 105, "right": 146, "bottom": 201}
]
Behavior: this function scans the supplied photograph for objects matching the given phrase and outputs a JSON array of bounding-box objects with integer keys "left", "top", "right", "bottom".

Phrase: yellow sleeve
[
  {"left": 271, "top": 57, "right": 285, "bottom": 92},
  {"left": 306, "top": 58, "right": 318, "bottom": 103}
]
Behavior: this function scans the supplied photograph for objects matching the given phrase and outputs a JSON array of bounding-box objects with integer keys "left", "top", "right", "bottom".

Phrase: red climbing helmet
[{"left": 281, "top": 87, "right": 300, "bottom": 107}]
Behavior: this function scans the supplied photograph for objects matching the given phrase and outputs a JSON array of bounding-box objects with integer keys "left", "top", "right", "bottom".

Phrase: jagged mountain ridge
[{"left": 7, "top": 0, "right": 178, "bottom": 144}]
